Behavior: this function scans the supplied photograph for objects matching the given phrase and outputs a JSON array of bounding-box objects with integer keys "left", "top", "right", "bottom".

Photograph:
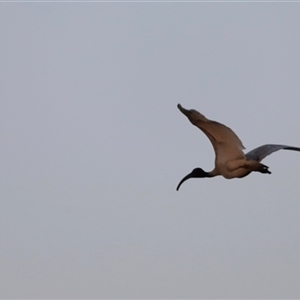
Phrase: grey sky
[{"left": 1, "top": 2, "right": 300, "bottom": 298}]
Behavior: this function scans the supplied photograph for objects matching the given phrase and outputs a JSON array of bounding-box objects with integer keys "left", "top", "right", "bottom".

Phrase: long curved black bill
[{"left": 176, "top": 173, "right": 193, "bottom": 191}]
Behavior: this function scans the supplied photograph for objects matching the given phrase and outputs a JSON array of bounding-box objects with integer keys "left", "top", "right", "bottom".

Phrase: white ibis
[{"left": 176, "top": 104, "right": 300, "bottom": 190}]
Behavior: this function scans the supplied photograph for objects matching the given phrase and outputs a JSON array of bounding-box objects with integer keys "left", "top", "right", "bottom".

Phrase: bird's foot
[{"left": 258, "top": 163, "right": 271, "bottom": 174}]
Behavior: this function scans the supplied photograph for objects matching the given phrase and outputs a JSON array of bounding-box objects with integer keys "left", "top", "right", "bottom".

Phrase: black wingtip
[
  {"left": 283, "top": 146, "right": 300, "bottom": 152},
  {"left": 177, "top": 104, "right": 186, "bottom": 114}
]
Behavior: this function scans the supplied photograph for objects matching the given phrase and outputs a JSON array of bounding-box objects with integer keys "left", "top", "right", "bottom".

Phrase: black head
[{"left": 176, "top": 168, "right": 210, "bottom": 191}]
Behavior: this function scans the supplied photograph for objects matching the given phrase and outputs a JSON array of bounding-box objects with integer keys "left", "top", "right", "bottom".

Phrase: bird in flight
[{"left": 176, "top": 104, "right": 300, "bottom": 191}]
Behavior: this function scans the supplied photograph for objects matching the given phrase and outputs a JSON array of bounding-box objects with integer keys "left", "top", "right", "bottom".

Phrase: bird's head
[{"left": 176, "top": 168, "right": 211, "bottom": 191}]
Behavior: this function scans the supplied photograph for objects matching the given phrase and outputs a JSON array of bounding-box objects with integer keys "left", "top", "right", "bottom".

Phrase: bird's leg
[
  {"left": 227, "top": 159, "right": 271, "bottom": 174},
  {"left": 243, "top": 160, "right": 271, "bottom": 174}
]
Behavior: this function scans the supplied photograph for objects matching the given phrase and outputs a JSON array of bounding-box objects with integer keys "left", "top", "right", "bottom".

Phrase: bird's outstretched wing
[
  {"left": 177, "top": 104, "right": 245, "bottom": 150},
  {"left": 245, "top": 144, "right": 300, "bottom": 162}
]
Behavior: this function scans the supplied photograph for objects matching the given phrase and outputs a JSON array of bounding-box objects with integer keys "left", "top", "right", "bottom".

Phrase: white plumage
[{"left": 176, "top": 104, "right": 300, "bottom": 190}]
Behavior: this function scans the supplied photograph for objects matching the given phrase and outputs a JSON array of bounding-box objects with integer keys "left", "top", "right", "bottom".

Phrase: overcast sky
[{"left": 1, "top": 2, "right": 300, "bottom": 298}]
